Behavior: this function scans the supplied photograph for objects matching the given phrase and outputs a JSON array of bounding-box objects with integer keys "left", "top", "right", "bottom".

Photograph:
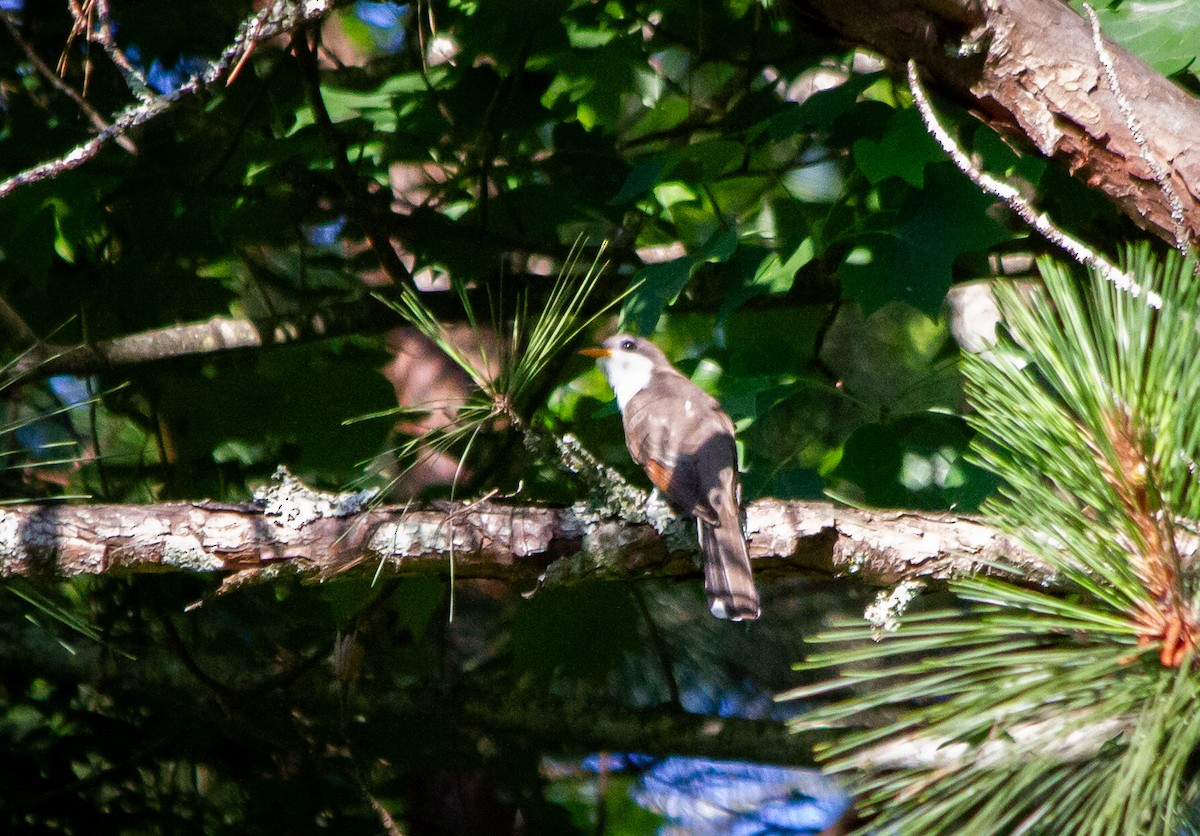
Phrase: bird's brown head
[{"left": 580, "top": 334, "right": 667, "bottom": 411}]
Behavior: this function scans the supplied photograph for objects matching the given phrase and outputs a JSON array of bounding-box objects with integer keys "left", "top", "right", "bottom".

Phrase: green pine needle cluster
[
  {"left": 782, "top": 246, "right": 1200, "bottom": 835},
  {"left": 365, "top": 239, "right": 618, "bottom": 495}
]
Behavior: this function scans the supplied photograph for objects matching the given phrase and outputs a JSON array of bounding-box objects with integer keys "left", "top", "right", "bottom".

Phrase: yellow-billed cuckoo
[{"left": 581, "top": 335, "right": 760, "bottom": 621}]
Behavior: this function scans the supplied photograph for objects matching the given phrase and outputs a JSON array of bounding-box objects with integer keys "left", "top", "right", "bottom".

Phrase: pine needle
[{"left": 784, "top": 246, "right": 1200, "bottom": 834}]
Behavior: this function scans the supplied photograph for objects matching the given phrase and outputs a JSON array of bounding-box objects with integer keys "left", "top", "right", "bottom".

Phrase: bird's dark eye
[{"left": 619, "top": 338, "right": 636, "bottom": 351}]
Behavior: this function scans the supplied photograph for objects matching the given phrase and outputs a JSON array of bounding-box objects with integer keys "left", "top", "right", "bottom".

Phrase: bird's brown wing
[
  {"left": 623, "top": 371, "right": 758, "bottom": 620},
  {"left": 623, "top": 371, "right": 735, "bottom": 525}
]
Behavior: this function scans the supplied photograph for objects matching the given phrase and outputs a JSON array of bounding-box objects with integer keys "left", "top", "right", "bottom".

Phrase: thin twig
[
  {"left": 0, "top": 11, "right": 137, "bottom": 154},
  {"left": 905, "top": 60, "right": 1159, "bottom": 309},
  {"left": 0, "top": 0, "right": 339, "bottom": 202},
  {"left": 0, "top": 295, "right": 42, "bottom": 351},
  {"left": 59, "top": 0, "right": 92, "bottom": 92},
  {"left": 631, "top": 586, "right": 683, "bottom": 707},
  {"left": 1083, "top": 3, "right": 1188, "bottom": 253},
  {"left": 90, "top": 0, "right": 154, "bottom": 101},
  {"left": 225, "top": 11, "right": 263, "bottom": 87},
  {"left": 293, "top": 30, "right": 415, "bottom": 284}
]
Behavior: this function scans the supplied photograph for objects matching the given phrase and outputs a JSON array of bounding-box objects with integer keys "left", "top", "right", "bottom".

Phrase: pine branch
[{"left": 791, "top": 248, "right": 1200, "bottom": 835}]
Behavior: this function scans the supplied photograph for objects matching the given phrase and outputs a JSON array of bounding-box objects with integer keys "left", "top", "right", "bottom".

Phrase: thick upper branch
[{"left": 789, "top": 0, "right": 1200, "bottom": 248}]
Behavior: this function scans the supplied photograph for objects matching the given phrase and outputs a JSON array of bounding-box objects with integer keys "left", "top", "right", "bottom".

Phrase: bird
[{"left": 581, "top": 334, "right": 760, "bottom": 620}]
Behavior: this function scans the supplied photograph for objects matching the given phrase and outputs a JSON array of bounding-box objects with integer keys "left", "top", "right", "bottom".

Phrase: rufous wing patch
[{"left": 643, "top": 458, "right": 675, "bottom": 495}]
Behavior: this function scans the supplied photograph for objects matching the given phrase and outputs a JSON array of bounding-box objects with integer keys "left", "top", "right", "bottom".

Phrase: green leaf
[
  {"left": 1065, "top": 0, "right": 1200, "bottom": 76},
  {"left": 388, "top": 578, "right": 447, "bottom": 641},
  {"left": 839, "top": 165, "right": 1011, "bottom": 315},
  {"left": 674, "top": 139, "right": 744, "bottom": 181},
  {"left": 873, "top": 413, "right": 995, "bottom": 511},
  {"left": 700, "top": 229, "right": 738, "bottom": 262},
  {"left": 851, "top": 108, "right": 944, "bottom": 187},
  {"left": 621, "top": 257, "right": 694, "bottom": 335},
  {"left": 626, "top": 94, "right": 691, "bottom": 141},
  {"left": 2, "top": 206, "right": 56, "bottom": 287},
  {"left": 971, "top": 124, "right": 1047, "bottom": 186},
  {"left": 780, "top": 157, "right": 845, "bottom": 203},
  {"left": 769, "top": 71, "right": 884, "bottom": 137},
  {"left": 539, "top": 36, "right": 641, "bottom": 131},
  {"left": 829, "top": 422, "right": 903, "bottom": 506},
  {"left": 612, "top": 158, "right": 668, "bottom": 204},
  {"left": 717, "top": 239, "right": 812, "bottom": 321}
]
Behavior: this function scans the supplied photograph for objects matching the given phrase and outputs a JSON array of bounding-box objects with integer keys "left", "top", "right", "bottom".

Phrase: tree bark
[
  {"left": 0, "top": 495, "right": 1042, "bottom": 587},
  {"left": 788, "top": 0, "right": 1200, "bottom": 248}
]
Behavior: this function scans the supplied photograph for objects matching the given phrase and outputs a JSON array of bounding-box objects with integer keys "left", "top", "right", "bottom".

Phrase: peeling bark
[
  {"left": 0, "top": 498, "right": 1043, "bottom": 588},
  {"left": 789, "top": 0, "right": 1200, "bottom": 247}
]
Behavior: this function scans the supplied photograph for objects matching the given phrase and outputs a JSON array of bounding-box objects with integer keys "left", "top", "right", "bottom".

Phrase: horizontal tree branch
[
  {"left": 1, "top": 281, "right": 601, "bottom": 379},
  {"left": 831, "top": 711, "right": 1129, "bottom": 773},
  {"left": 8, "top": 299, "right": 402, "bottom": 377},
  {"left": 0, "top": 491, "right": 1046, "bottom": 588}
]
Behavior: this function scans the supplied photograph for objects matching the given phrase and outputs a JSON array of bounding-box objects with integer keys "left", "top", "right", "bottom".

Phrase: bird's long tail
[{"left": 698, "top": 506, "right": 760, "bottom": 621}]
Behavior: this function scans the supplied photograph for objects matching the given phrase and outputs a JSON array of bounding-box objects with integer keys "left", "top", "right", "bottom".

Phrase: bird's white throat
[{"left": 602, "top": 352, "right": 654, "bottom": 412}]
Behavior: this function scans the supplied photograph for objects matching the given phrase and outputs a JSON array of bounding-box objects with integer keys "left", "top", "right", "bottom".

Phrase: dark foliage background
[{"left": 1, "top": 0, "right": 1193, "bottom": 831}]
